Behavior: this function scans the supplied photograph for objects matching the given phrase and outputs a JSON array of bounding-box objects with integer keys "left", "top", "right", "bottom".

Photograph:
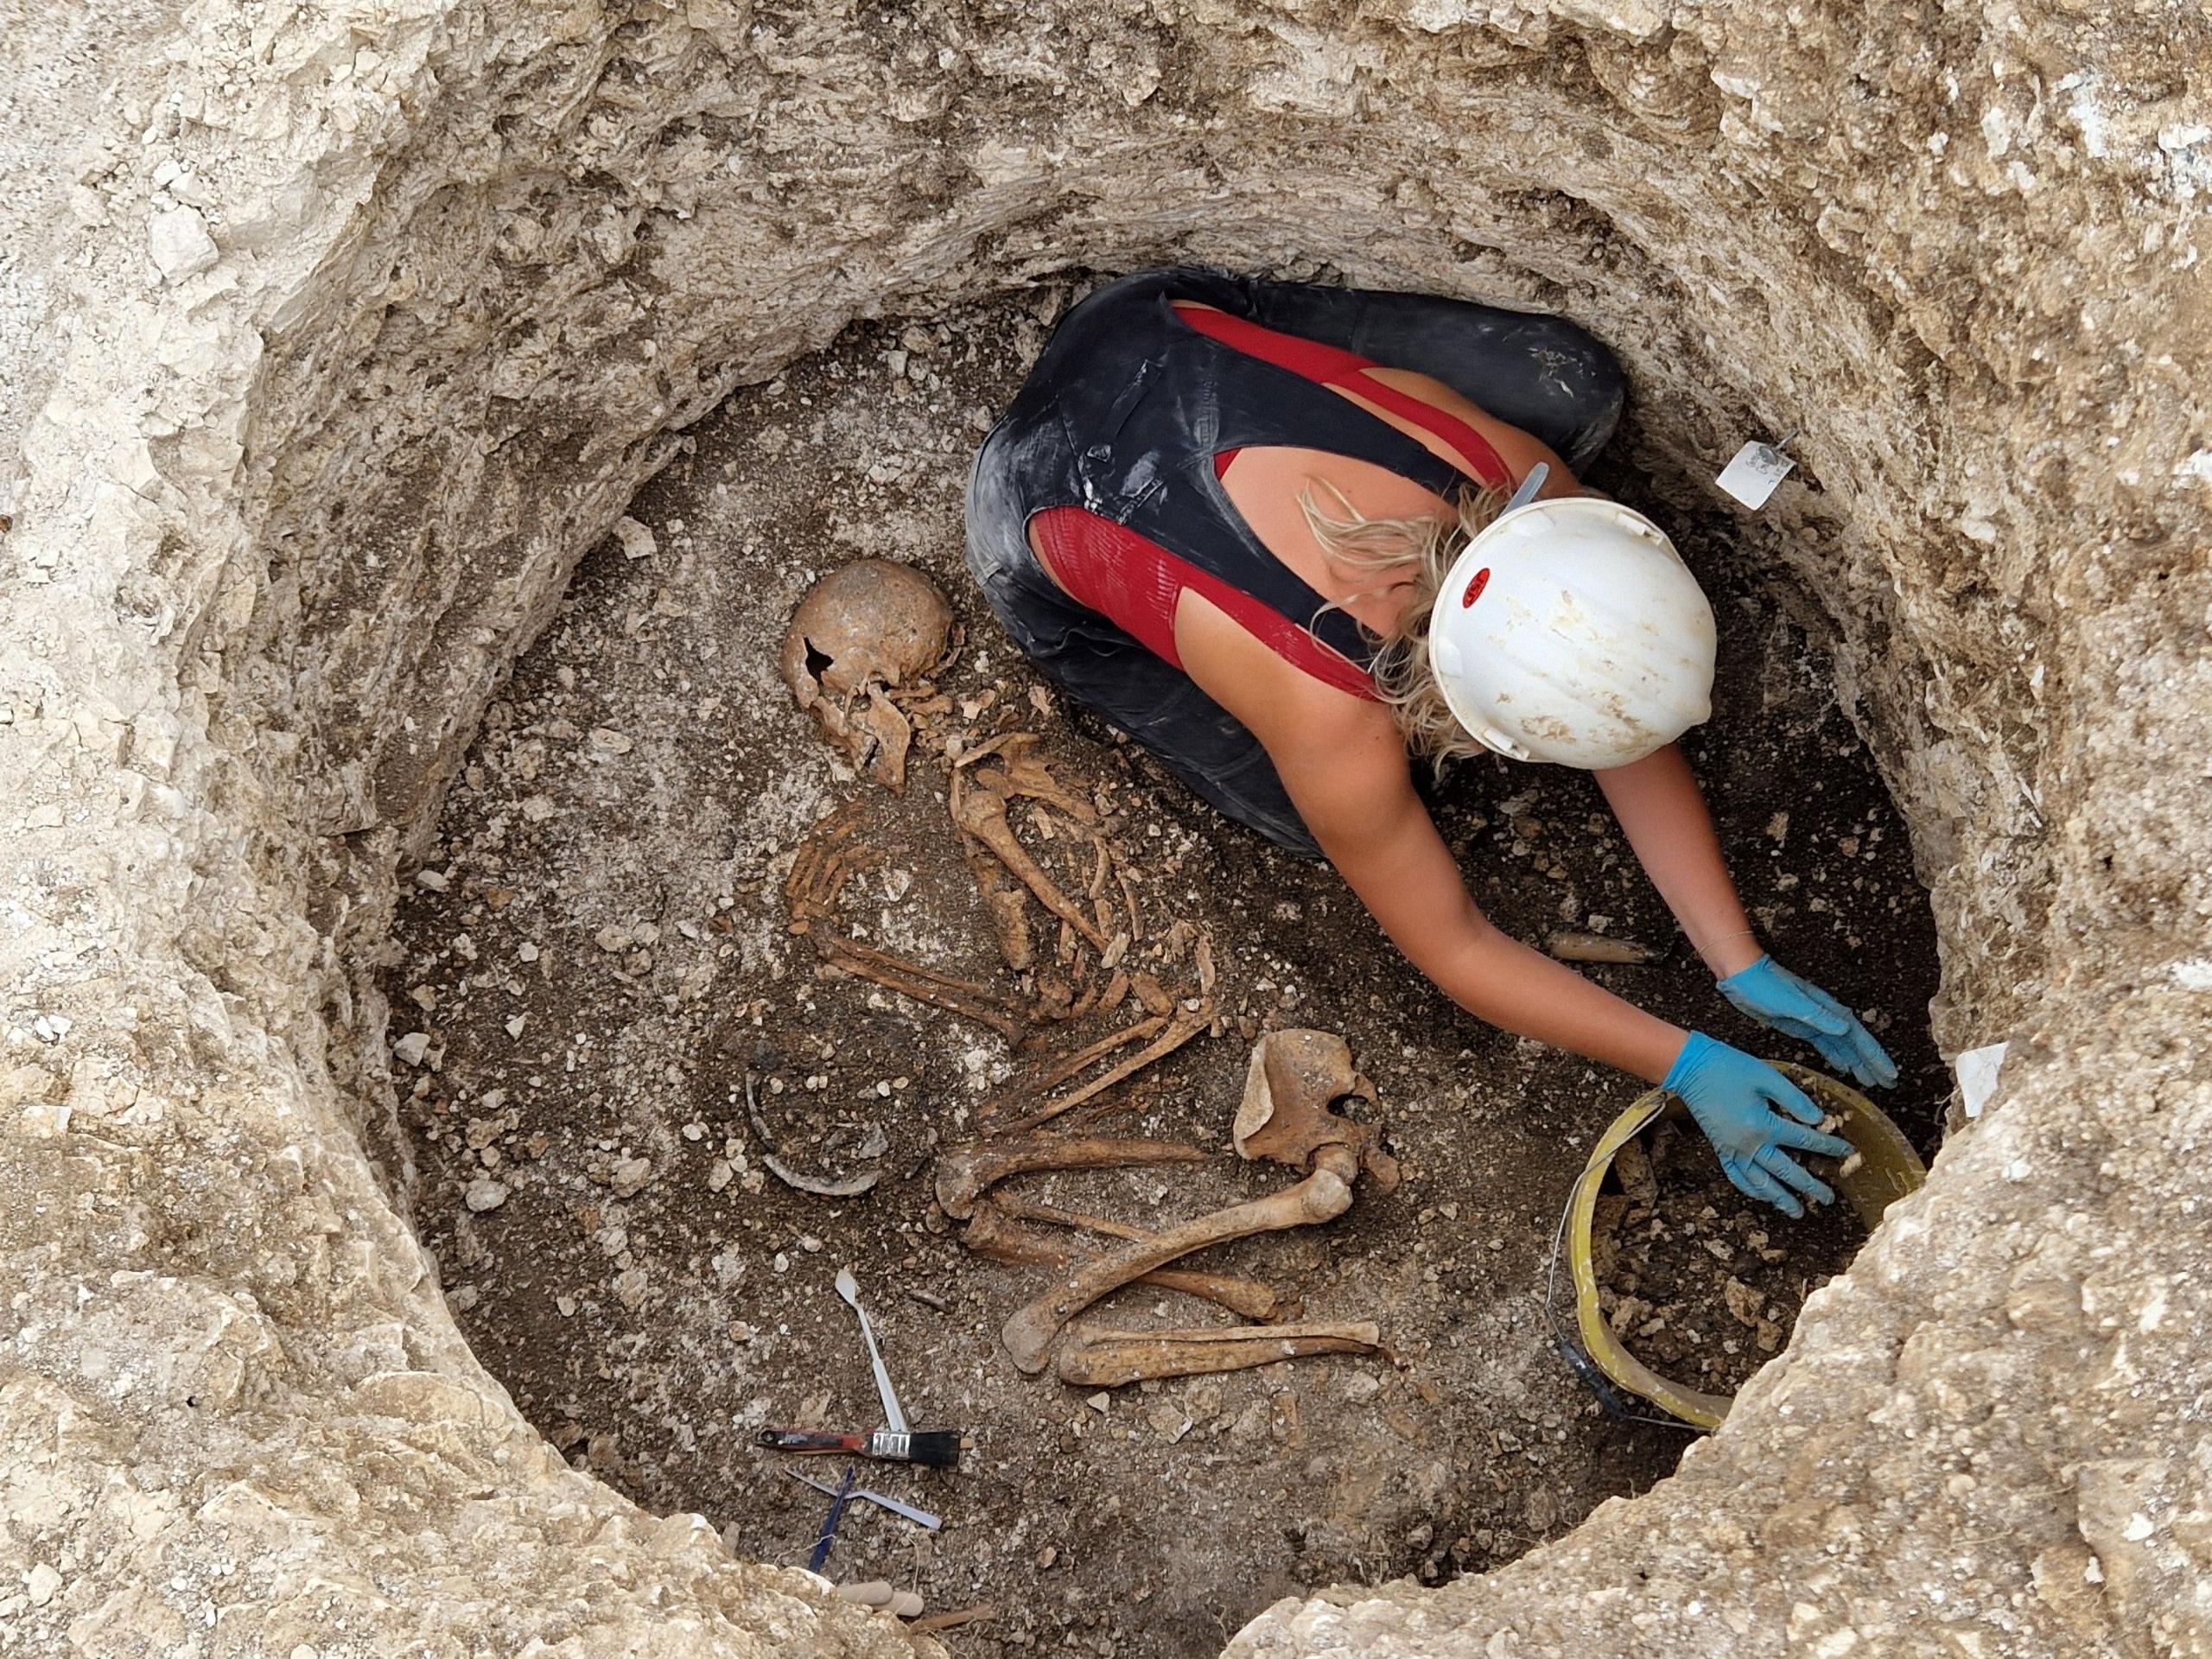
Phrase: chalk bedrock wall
[{"left": 3, "top": 0, "right": 2208, "bottom": 1654}]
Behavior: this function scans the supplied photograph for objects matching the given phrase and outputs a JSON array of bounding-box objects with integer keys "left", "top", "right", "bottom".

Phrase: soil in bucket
[{"left": 1592, "top": 1119, "right": 1867, "bottom": 1398}]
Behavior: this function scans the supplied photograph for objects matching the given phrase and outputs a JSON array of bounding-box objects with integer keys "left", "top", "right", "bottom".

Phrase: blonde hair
[{"left": 1299, "top": 479, "right": 1509, "bottom": 766}]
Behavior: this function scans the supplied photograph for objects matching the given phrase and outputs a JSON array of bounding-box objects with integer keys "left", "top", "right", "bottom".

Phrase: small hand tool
[
  {"left": 755, "top": 1426, "right": 966, "bottom": 1465},
  {"left": 784, "top": 1466, "right": 943, "bottom": 1530},
  {"left": 805, "top": 1463, "right": 858, "bottom": 1574},
  {"left": 834, "top": 1266, "right": 907, "bottom": 1433}
]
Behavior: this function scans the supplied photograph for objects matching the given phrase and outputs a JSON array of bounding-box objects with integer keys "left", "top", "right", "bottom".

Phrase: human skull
[{"left": 779, "top": 559, "right": 956, "bottom": 789}]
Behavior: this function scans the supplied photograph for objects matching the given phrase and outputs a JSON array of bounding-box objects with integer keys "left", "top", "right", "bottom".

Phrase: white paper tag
[
  {"left": 1716, "top": 441, "right": 1796, "bottom": 508},
  {"left": 1954, "top": 1041, "right": 2010, "bottom": 1120}
]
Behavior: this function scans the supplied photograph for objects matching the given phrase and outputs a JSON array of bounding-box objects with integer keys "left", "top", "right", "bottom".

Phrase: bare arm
[
  {"left": 1593, "top": 744, "right": 1764, "bottom": 977},
  {"left": 1177, "top": 600, "right": 1689, "bottom": 1082}
]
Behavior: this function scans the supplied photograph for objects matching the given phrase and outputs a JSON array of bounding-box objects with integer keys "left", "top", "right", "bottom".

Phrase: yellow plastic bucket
[{"left": 1566, "top": 1064, "right": 1927, "bottom": 1429}]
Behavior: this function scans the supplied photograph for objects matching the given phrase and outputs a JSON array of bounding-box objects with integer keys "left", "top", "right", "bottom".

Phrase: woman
[{"left": 965, "top": 269, "right": 1895, "bottom": 1216}]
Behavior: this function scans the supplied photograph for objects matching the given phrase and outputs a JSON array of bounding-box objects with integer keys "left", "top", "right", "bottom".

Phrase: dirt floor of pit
[{"left": 375, "top": 282, "right": 1948, "bottom": 1657}]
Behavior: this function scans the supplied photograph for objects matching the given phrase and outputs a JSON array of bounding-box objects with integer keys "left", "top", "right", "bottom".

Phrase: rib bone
[
  {"left": 934, "top": 1134, "right": 1205, "bottom": 1221},
  {"left": 989, "top": 1004, "right": 1211, "bottom": 1135},
  {"left": 1056, "top": 1320, "right": 1383, "bottom": 1387},
  {"left": 978, "top": 1014, "right": 1167, "bottom": 1120},
  {"left": 786, "top": 806, "right": 1035, "bottom": 1043},
  {"left": 815, "top": 935, "right": 1031, "bottom": 1044}
]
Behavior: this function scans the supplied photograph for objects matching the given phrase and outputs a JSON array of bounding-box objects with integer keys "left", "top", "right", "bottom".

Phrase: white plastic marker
[
  {"left": 1717, "top": 430, "right": 1798, "bottom": 508},
  {"left": 1504, "top": 461, "right": 1549, "bottom": 512},
  {"left": 834, "top": 1266, "right": 908, "bottom": 1433},
  {"left": 785, "top": 1467, "right": 943, "bottom": 1530}
]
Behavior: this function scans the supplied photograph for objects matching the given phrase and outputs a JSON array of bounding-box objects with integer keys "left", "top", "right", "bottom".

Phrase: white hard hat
[{"left": 1425, "top": 493, "right": 1715, "bottom": 768}]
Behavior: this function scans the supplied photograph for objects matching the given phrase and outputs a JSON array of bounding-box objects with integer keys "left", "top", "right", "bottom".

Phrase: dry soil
[{"left": 377, "top": 284, "right": 1946, "bottom": 1658}]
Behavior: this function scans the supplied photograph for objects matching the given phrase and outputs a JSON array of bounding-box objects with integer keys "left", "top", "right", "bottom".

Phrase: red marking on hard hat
[{"left": 1461, "top": 568, "right": 1491, "bottom": 607}]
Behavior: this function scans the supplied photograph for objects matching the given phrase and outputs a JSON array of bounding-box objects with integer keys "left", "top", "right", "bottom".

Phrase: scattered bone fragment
[
  {"left": 963, "top": 1204, "right": 1281, "bottom": 1320},
  {"left": 1546, "top": 930, "right": 1662, "bottom": 964},
  {"left": 910, "top": 1605, "right": 996, "bottom": 1635},
  {"left": 1056, "top": 1320, "right": 1383, "bottom": 1387},
  {"left": 836, "top": 1581, "right": 926, "bottom": 1618},
  {"left": 1812, "top": 1112, "right": 1866, "bottom": 1176},
  {"left": 745, "top": 1074, "right": 883, "bottom": 1198},
  {"left": 1722, "top": 1276, "right": 1764, "bottom": 1329},
  {"left": 1613, "top": 1136, "right": 1658, "bottom": 1206},
  {"left": 779, "top": 560, "right": 956, "bottom": 789},
  {"left": 933, "top": 1133, "right": 1205, "bottom": 1220}
]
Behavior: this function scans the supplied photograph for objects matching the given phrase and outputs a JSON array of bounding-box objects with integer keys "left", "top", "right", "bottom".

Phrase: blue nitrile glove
[
  {"left": 1663, "top": 1033, "right": 1855, "bottom": 1218},
  {"left": 1716, "top": 955, "right": 1899, "bottom": 1090}
]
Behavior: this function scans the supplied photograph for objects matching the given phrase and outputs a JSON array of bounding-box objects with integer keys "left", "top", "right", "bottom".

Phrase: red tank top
[{"left": 1031, "top": 306, "right": 1510, "bottom": 700}]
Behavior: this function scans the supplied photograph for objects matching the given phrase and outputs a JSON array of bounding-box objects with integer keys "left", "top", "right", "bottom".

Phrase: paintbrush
[{"left": 755, "top": 1427, "right": 968, "bottom": 1466}]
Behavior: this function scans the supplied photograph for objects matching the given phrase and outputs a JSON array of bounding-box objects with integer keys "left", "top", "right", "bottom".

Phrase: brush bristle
[
  {"left": 906, "top": 1433, "right": 969, "bottom": 1468},
  {"left": 900, "top": 1431, "right": 965, "bottom": 1467}
]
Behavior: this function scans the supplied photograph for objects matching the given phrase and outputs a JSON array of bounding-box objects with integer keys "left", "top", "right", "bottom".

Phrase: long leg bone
[
  {"left": 988, "top": 1195, "right": 1300, "bottom": 1321},
  {"left": 1000, "top": 1029, "right": 1398, "bottom": 1372},
  {"left": 963, "top": 1205, "right": 1281, "bottom": 1321},
  {"left": 1056, "top": 1321, "right": 1383, "bottom": 1387},
  {"left": 988, "top": 1192, "right": 1184, "bottom": 1244},
  {"left": 1000, "top": 1143, "right": 1361, "bottom": 1374},
  {"left": 934, "top": 1134, "right": 1205, "bottom": 1220}
]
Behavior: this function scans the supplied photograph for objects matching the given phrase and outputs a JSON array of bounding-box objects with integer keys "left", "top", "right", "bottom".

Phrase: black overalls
[{"left": 965, "top": 268, "right": 1624, "bottom": 857}]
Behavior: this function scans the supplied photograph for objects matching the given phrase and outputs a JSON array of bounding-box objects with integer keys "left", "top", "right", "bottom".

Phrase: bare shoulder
[
  {"left": 1172, "top": 591, "right": 1402, "bottom": 761},
  {"left": 1360, "top": 365, "right": 1579, "bottom": 490}
]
